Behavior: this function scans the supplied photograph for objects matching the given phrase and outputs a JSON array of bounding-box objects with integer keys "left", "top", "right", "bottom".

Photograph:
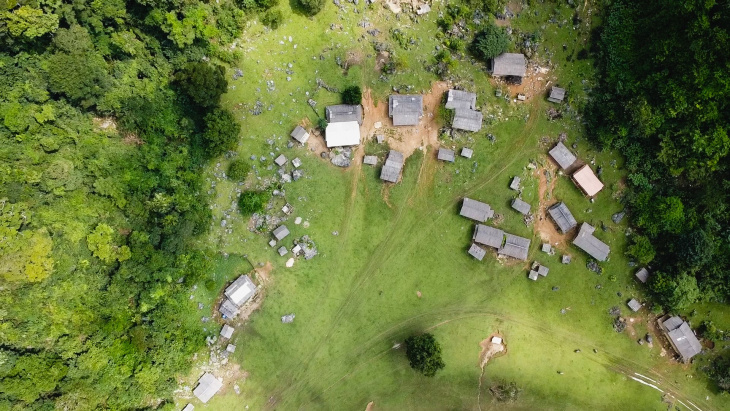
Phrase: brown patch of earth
[
  {"left": 217, "top": 363, "right": 249, "bottom": 395},
  {"left": 255, "top": 261, "right": 273, "bottom": 285},
  {"left": 534, "top": 163, "right": 570, "bottom": 248},
  {"left": 345, "top": 50, "right": 365, "bottom": 69},
  {"left": 496, "top": 62, "right": 551, "bottom": 102},
  {"left": 375, "top": 51, "right": 390, "bottom": 72},
  {"left": 365, "top": 401, "right": 375, "bottom": 411}
]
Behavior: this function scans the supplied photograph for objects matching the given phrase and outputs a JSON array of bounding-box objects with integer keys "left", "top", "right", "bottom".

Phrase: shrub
[
  {"left": 341, "top": 86, "right": 362, "bottom": 105},
  {"left": 297, "top": 0, "right": 325, "bottom": 16},
  {"left": 238, "top": 191, "right": 269, "bottom": 215},
  {"left": 262, "top": 9, "right": 283, "bottom": 29},
  {"left": 203, "top": 109, "right": 241, "bottom": 158},
  {"left": 317, "top": 117, "right": 328, "bottom": 130},
  {"left": 227, "top": 160, "right": 251, "bottom": 181},
  {"left": 626, "top": 235, "right": 655, "bottom": 265},
  {"left": 471, "top": 24, "right": 510, "bottom": 61},
  {"left": 404, "top": 333, "right": 445, "bottom": 377},
  {"left": 490, "top": 381, "right": 522, "bottom": 402}
]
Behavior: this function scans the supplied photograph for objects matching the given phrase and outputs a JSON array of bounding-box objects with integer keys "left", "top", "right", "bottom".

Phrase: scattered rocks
[
  {"left": 586, "top": 260, "right": 602, "bottom": 274},
  {"left": 331, "top": 153, "right": 351, "bottom": 167},
  {"left": 611, "top": 210, "right": 626, "bottom": 224},
  {"left": 281, "top": 314, "right": 295, "bottom": 323},
  {"left": 285, "top": 258, "right": 294, "bottom": 267},
  {"left": 232, "top": 68, "right": 244, "bottom": 80},
  {"left": 294, "top": 217, "right": 302, "bottom": 225}
]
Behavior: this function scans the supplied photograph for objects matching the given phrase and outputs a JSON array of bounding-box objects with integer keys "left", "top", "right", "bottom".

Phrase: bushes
[
  {"left": 297, "top": 0, "right": 325, "bottom": 16},
  {"left": 203, "top": 109, "right": 241, "bottom": 158},
  {"left": 471, "top": 24, "right": 509, "bottom": 61},
  {"left": 626, "top": 235, "right": 655, "bottom": 265},
  {"left": 261, "top": 9, "right": 283, "bottom": 29},
  {"left": 404, "top": 333, "right": 445, "bottom": 377},
  {"left": 341, "top": 86, "right": 362, "bottom": 105},
  {"left": 238, "top": 191, "right": 269, "bottom": 215},
  {"left": 227, "top": 159, "right": 251, "bottom": 181},
  {"left": 176, "top": 62, "right": 227, "bottom": 108}
]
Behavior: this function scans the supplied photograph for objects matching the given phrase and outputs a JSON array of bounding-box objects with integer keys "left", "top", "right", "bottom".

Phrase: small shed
[
  {"left": 277, "top": 246, "right": 288, "bottom": 256},
  {"left": 627, "top": 298, "right": 641, "bottom": 312},
  {"left": 292, "top": 157, "right": 302, "bottom": 168},
  {"left": 380, "top": 150, "right": 405, "bottom": 183},
  {"left": 325, "top": 104, "right": 363, "bottom": 124},
  {"left": 224, "top": 275, "right": 257, "bottom": 306},
  {"left": 219, "top": 299, "right": 239, "bottom": 318},
  {"left": 528, "top": 270, "right": 539, "bottom": 281},
  {"left": 547, "top": 202, "right": 578, "bottom": 233},
  {"left": 548, "top": 142, "right": 577, "bottom": 170},
  {"left": 572, "top": 223, "right": 610, "bottom": 261},
  {"left": 416, "top": 4, "right": 431, "bottom": 14},
  {"left": 573, "top": 165, "right": 604, "bottom": 197},
  {"left": 325, "top": 121, "right": 361, "bottom": 148},
  {"left": 473, "top": 224, "right": 505, "bottom": 249},
  {"left": 491, "top": 53, "right": 527, "bottom": 79},
  {"left": 661, "top": 317, "right": 702, "bottom": 362},
  {"left": 389, "top": 95, "right": 423, "bottom": 126},
  {"left": 437, "top": 148, "right": 455, "bottom": 162},
  {"left": 562, "top": 255, "right": 571, "bottom": 264},
  {"left": 452, "top": 108, "right": 483, "bottom": 132},
  {"left": 511, "top": 198, "right": 531, "bottom": 215},
  {"left": 537, "top": 265, "right": 549, "bottom": 277},
  {"left": 226, "top": 344, "right": 236, "bottom": 353},
  {"left": 468, "top": 243, "right": 486, "bottom": 261},
  {"left": 635, "top": 268, "right": 650, "bottom": 283},
  {"left": 290, "top": 126, "right": 310, "bottom": 144},
  {"left": 292, "top": 244, "right": 301, "bottom": 255},
  {"left": 273, "top": 225, "right": 290, "bottom": 241},
  {"left": 461, "top": 148, "right": 473, "bottom": 158},
  {"left": 498, "top": 233, "right": 531, "bottom": 261},
  {"left": 491, "top": 336, "right": 503, "bottom": 344},
  {"left": 541, "top": 243, "right": 552, "bottom": 253},
  {"left": 220, "top": 324, "right": 234, "bottom": 339},
  {"left": 509, "top": 176, "right": 521, "bottom": 191},
  {"left": 363, "top": 155, "right": 377, "bottom": 165},
  {"left": 548, "top": 87, "right": 566, "bottom": 103},
  {"left": 274, "top": 154, "right": 287, "bottom": 167},
  {"left": 445, "top": 89, "right": 477, "bottom": 110},
  {"left": 460, "top": 198, "right": 494, "bottom": 222},
  {"left": 193, "top": 373, "right": 223, "bottom": 403}
]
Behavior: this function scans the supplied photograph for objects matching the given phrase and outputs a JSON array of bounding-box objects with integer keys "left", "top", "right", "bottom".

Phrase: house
[
  {"left": 627, "top": 298, "right": 641, "bottom": 312},
  {"left": 445, "top": 89, "right": 477, "bottom": 110},
  {"left": 437, "top": 148, "right": 455, "bottom": 162},
  {"left": 528, "top": 270, "right": 539, "bottom": 281},
  {"left": 219, "top": 299, "right": 239, "bottom": 318},
  {"left": 452, "top": 108, "right": 483, "bottom": 132},
  {"left": 548, "top": 87, "right": 566, "bottom": 103},
  {"left": 509, "top": 176, "right": 521, "bottom": 191},
  {"left": 635, "top": 268, "right": 650, "bottom": 283},
  {"left": 473, "top": 224, "right": 505, "bottom": 249},
  {"left": 548, "top": 142, "right": 577, "bottom": 170},
  {"left": 461, "top": 148, "right": 473, "bottom": 158},
  {"left": 193, "top": 373, "right": 223, "bottom": 403},
  {"left": 363, "top": 155, "right": 377, "bottom": 165},
  {"left": 490, "top": 53, "right": 527, "bottom": 81},
  {"left": 547, "top": 202, "right": 578, "bottom": 233},
  {"left": 224, "top": 275, "right": 257, "bottom": 306},
  {"left": 572, "top": 223, "right": 610, "bottom": 261},
  {"left": 498, "top": 233, "right": 531, "bottom": 261},
  {"left": 273, "top": 225, "right": 290, "bottom": 241},
  {"left": 325, "top": 121, "right": 360, "bottom": 148},
  {"left": 325, "top": 104, "right": 363, "bottom": 125},
  {"left": 511, "top": 198, "right": 531, "bottom": 215},
  {"left": 182, "top": 404, "right": 194, "bottom": 411},
  {"left": 274, "top": 154, "right": 287, "bottom": 167},
  {"left": 460, "top": 198, "right": 494, "bottom": 222},
  {"left": 290, "top": 125, "right": 310, "bottom": 144},
  {"left": 380, "top": 150, "right": 405, "bottom": 183},
  {"left": 220, "top": 324, "right": 235, "bottom": 339},
  {"left": 389, "top": 95, "right": 423, "bottom": 126},
  {"left": 661, "top": 316, "right": 702, "bottom": 362},
  {"left": 292, "top": 244, "right": 301, "bottom": 255},
  {"left": 468, "top": 243, "right": 486, "bottom": 261},
  {"left": 573, "top": 165, "right": 604, "bottom": 197}
]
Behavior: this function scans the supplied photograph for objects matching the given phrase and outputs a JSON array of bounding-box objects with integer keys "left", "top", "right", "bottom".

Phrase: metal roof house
[
  {"left": 290, "top": 126, "right": 310, "bottom": 144},
  {"left": 573, "top": 165, "right": 604, "bottom": 197},
  {"left": 272, "top": 225, "right": 290, "bottom": 241},
  {"left": 380, "top": 150, "right": 404, "bottom": 183},
  {"left": 473, "top": 224, "right": 505, "bottom": 249},
  {"left": 498, "top": 233, "right": 531, "bottom": 261},
  {"left": 548, "top": 142, "right": 577, "bottom": 170},
  {"left": 548, "top": 87, "right": 566, "bottom": 103},
  {"left": 220, "top": 324, "right": 234, "bottom": 339},
  {"left": 452, "top": 108, "right": 483, "bottom": 132},
  {"left": 468, "top": 243, "right": 486, "bottom": 261},
  {"left": 445, "top": 89, "right": 477, "bottom": 110},
  {"left": 325, "top": 121, "right": 360, "bottom": 148},
  {"left": 635, "top": 267, "right": 650, "bottom": 283},
  {"left": 224, "top": 275, "right": 257, "bottom": 306},
  {"left": 389, "top": 95, "right": 423, "bottom": 126},
  {"left": 490, "top": 53, "right": 527, "bottom": 79},
  {"left": 627, "top": 298, "right": 641, "bottom": 312},
  {"left": 547, "top": 202, "right": 578, "bottom": 233},
  {"left": 325, "top": 104, "right": 363, "bottom": 125},
  {"left": 661, "top": 317, "right": 702, "bottom": 362},
  {"left": 510, "top": 176, "right": 521, "bottom": 191},
  {"left": 193, "top": 373, "right": 223, "bottom": 403},
  {"left": 572, "top": 223, "right": 610, "bottom": 261},
  {"left": 511, "top": 198, "right": 531, "bottom": 215},
  {"left": 460, "top": 198, "right": 494, "bottom": 222},
  {"left": 437, "top": 148, "right": 455, "bottom": 162}
]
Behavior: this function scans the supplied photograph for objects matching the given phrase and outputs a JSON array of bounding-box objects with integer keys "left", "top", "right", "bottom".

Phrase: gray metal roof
[
  {"left": 224, "top": 275, "right": 257, "bottom": 306},
  {"left": 662, "top": 317, "right": 702, "bottom": 361},
  {"left": 277, "top": 246, "right": 288, "bottom": 256},
  {"left": 193, "top": 373, "right": 222, "bottom": 403},
  {"left": 498, "top": 233, "right": 531, "bottom": 261},
  {"left": 549, "top": 142, "right": 577, "bottom": 170},
  {"left": 445, "top": 89, "right": 477, "bottom": 110},
  {"left": 572, "top": 223, "right": 610, "bottom": 261},
  {"left": 461, "top": 148, "right": 473, "bottom": 158},
  {"left": 468, "top": 243, "right": 486, "bottom": 261},
  {"left": 274, "top": 154, "right": 287, "bottom": 166},
  {"left": 363, "top": 155, "right": 377, "bottom": 165},
  {"left": 528, "top": 270, "right": 539, "bottom": 281},
  {"left": 635, "top": 268, "right": 650, "bottom": 283},
  {"left": 537, "top": 265, "right": 549, "bottom": 276},
  {"left": 452, "top": 108, "right": 483, "bottom": 132},
  {"left": 437, "top": 148, "right": 455, "bottom": 162},
  {"left": 460, "top": 198, "right": 494, "bottom": 222},
  {"left": 562, "top": 254, "right": 571, "bottom": 264},
  {"left": 473, "top": 224, "right": 504, "bottom": 249},
  {"left": 491, "top": 53, "right": 527, "bottom": 77},
  {"left": 380, "top": 150, "right": 404, "bottom": 183},
  {"left": 510, "top": 176, "right": 521, "bottom": 190},
  {"left": 220, "top": 324, "right": 234, "bottom": 339},
  {"left": 273, "top": 225, "right": 290, "bottom": 240},
  {"left": 219, "top": 299, "right": 239, "bottom": 318},
  {"left": 548, "top": 87, "right": 566, "bottom": 103},
  {"left": 662, "top": 316, "right": 684, "bottom": 332},
  {"left": 182, "top": 404, "right": 195, "bottom": 411},
  {"left": 389, "top": 95, "right": 423, "bottom": 126},
  {"left": 627, "top": 299, "right": 641, "bottom": 312},
  {"left": 511, "top": 198, "right": 531, "bottom": 215},
  {"left": 547, "top": 202, "right": 578, "bottom": 233},
  {"left": 290, "top": 126, "right": 309, "bottom": 143},
  {"left": 325, "top": 104, "right": 363, "bottom": 124}
]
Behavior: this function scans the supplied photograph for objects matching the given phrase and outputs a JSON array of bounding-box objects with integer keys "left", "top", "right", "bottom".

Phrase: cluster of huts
[
  {"left": 490, "top": 52, "right": 566, "bottom": 104},
  {"left": 461, "top": 198, "right": 531, "bottom": 262}
]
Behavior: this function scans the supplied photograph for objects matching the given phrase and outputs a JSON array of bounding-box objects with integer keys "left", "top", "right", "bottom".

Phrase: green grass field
[{"left": 177, "top": 1, "right": 729, "bottom": 410}]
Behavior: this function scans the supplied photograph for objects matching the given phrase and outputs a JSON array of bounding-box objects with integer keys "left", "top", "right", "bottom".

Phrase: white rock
[
  {"left": 295, "top": 217, "right": 302, "bottom": 224},
  {"left": 285, "top": 258, "right": 295, "bottom": 267},
  {"left": 374, "top": 121, "right": 382, "bottom": 129}
]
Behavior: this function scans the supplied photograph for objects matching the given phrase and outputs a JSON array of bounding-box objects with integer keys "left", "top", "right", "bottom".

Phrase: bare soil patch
[
  {"left": 533, "top": 164, "right": 569, "bottom": 247},
  {"left": 496, "top": 63, "right": 551, "bottom": 102},
  {"left": 365, "top": 401, "right": 375, "bottom": 411},
  {"left": 479, "top": 333, "right": 506, "bottom": 368}
]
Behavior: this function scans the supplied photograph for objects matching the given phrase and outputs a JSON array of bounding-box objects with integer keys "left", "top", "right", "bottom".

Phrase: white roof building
[
  {"left": 193, "top": 373, "right": 222, "bottom": 403},
  {"left": 325, "top": 121, "right": 360, "bottom": 147}
]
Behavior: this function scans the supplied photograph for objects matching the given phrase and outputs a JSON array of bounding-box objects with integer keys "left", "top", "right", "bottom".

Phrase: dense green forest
[
  {"left": 589, "top": 0, "right": 730, "bottom": 312},
  {"left": 0, "top": 0, "right": 266, "bottom": 408}
]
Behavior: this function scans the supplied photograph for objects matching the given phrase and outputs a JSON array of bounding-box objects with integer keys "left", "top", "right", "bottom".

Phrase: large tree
[{"left": 404, "top": 333, "right": 445, "bottom": 377}]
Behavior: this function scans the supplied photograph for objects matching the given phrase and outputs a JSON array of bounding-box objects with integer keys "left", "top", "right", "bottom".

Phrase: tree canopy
[{"left": 404, "top": 333, "right": 445, "bottom": 377}]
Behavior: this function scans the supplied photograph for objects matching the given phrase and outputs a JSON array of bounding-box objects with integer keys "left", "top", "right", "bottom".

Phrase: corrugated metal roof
[
  {"left": 363, "top": 155, "right": 377, "bottom": 165},
  {"left": 445, "top": 89, "right": 477, "bottom": 110},
  {"left": 662, "top": 318, "right": 702, "bottom": 361},
  {"left": 468, "top": 243, "right": 486, "bottom": 261},
  {"left": 511, "top": 198, "right": 531, "bottom": 215},
  {"left": 460, "top": 198, "right": 494, "bottom": 222},
  {"left": 572, "top": 223, "right": 610, "bottom": 261},
  {"left": 325, "top": 121, "right": 361, "bottom": 147},
  {"left": 290, "top": 126, "right": 309, "bottom": 143},
  {"left": 452, "top": 108, "right": 483, "bottom": 132},
  {"left": 510, "top": 176, "right": 521, "bottom": 190},
  {"left": 492, "top": 53, "right": 526, "bottom": 77},
  {"left": 548, "top": 202, "right": 578, "bottom": 233},
  {"left": 380, "top": 150, "right": 404, "bottom": 183},
  {"left": 193, "top": 373, "right": 222, "bottom": 403},
  {"left": 326, "top": 104, "right": 363, "bottom": 124},
  {"left": 635, "top": 268, "right": 650, "bottom": 283},
  {"left": 473, "top": 224, "right": 504, "bottom": 249},
  {"left": 627, "top": 299, "right": 641, "bottom": 312},
  {"left": 273, "top": 225, "right": 290, "bottom": 240},
  {"left": 548, "top": 87, "right": 566, "bottom": 103},
  {"left": 437, "top": 148, "right": 455, "bottom": 162},
  {"left": 389, "top": 95, "right": 423, "bottom": 126},
  {"left": 224, "top": 275, "right": 257, "bottom": 306},
  {"left": 548, "top": 142, "right": 577, "bottom": 170},
  {"left": 498, "top": 234, "right": 531, "bottom": 261}
]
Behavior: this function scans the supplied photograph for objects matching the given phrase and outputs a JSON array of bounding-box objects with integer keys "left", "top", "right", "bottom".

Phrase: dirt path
[{"left": 533, "top": 164, "right": 569, "bottom": 246}]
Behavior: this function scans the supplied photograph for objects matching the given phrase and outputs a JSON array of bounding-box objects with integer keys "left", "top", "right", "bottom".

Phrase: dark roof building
[
  {"left": 272, "top": 225, "right": 290, "bottom": 241},
  {"left": 380, "top": 150, "right": 404, "bottom": 183},
  {"left": 460, "top": 198, "right": 494, "bottom": 222},
  {"left": 491, "top": 53, "right": 527, "bottom": 78},
  {"left": 498, "top": 233, "right": 531, "bottom": 261},
  {"left": 445, "top": 89, "right": 477, "bottom": 110},
  {"left": 635, "top": 268, "right": 650, "bottom": 283},
  {"left": 389, "top": 95, "right": 423, "bottom": 126},
  {"left": 452, "top": 108, "right": 483, "bottom": 132},
  {"left": 572, "top": 223, "right": 610, "bottom": 261},
  {"left": 473, "top": 224, "right": 505, "bottom": 249},
  {"left": 547, "top": 202, "right": 578, "bottom": 233},
  {"left": 528, "top": 270, "right": 539, "bottom": 281},
  {"left": 661, "top": 316, "right": 702, "bottom": 362},
  {"left": 468, "top": 243, "right": 486, "bottom": 261},
  {"left": 548, "top": 142, "right": 577, "bottom": 170},
  {"left": 627, "top": 298, "right": 641, "bottom": 312},
  {"left": 325, "top": 104, "right": 363, "bottom": 125},
  {"left": 437, "top": 148, "right": 455, "bottom": 162},
  {"left": 548, "top": 87, "right": 566, "bottom": 103},
  {"left": 511, "top": 198, "right": 531, "bottom": 215},
  {"left": 290, "top": 126, "right": 310, "bottom": 144}
]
